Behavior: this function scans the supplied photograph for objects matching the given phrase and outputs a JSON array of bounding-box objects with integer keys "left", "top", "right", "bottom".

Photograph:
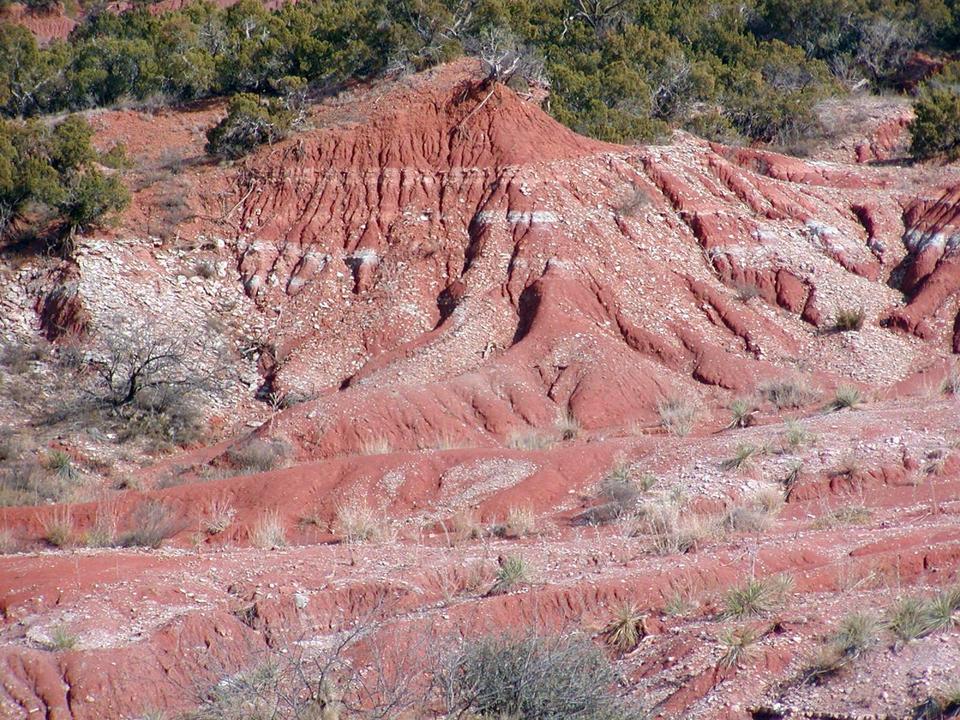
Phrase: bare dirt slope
[{"left": 1, "top": 60, "right": 959, "bottom": 720}]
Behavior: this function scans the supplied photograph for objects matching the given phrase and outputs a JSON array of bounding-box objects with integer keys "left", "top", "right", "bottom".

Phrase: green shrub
[
  {"left": 0, "top": 115, "right": 127, "bottom": 249},
  {"left": 205, "top": 93, "right": 294, "bottom": 159},
  {"left": 910, "top": 63, "right": 960, "bottom": 161}
]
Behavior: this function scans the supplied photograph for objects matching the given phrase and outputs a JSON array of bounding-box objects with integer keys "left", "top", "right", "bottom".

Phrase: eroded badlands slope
[{"left": 1, "top": 60, "right": 959, "bottom": 719}]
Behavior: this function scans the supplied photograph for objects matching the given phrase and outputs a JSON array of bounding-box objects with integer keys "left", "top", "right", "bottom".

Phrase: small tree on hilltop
[{"left": 206, "top": 88, "right": 305, "bottom": 159}]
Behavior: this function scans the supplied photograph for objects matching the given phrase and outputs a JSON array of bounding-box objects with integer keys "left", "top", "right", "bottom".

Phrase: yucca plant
[
  {"left": 718, "top": 625, "right": 759, "bottom": 669},
  {"left": 601, "top": 603, "right": 646, "bottom": 654}
]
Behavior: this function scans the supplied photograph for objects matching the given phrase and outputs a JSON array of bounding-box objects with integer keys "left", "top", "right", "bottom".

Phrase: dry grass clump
[
  {"left": 449, "top": 509, "right": 484, "bottom": 542},
  {"left": 333, "top": 499, "right": 393, "bottom": 544},
  {"left": 228, "top": 439, "right": 289, "bottom": 473},
  {"left": 555, "top": 410, "right": 580, "bottom": 441},
  {"left": 250, "top": 509, "right": 286, "bottom": 548},
  {"left": 360, "top": 436, "right": 393, "bottom": 455},
  {"left": 0, "top": 527, "right": 15, "bottom": 553},
  {"left": 601, "top": 603, "right": 646, "bottom": 654},
  {"left": 657, "top": 397, "right": 696, "bottom": 436},
  {"left": 722, "top": 485, "right": 784, "bottom": 533},
  {"left": 504, "top": 506, "right": 537, "bottom": 537},
  {"left": 727, "top": 398, "right": 756, "bottom": 429},
  {"left": 942, "top": 366, "right": 960, "bottom": 396},
  {"left": 575, "top": 463, "right": 654, "bottom": 526},
  {"left": 119, "top": 499, "right": 181, "bottom": 548},
  {"left": 828, "top": 385, "right": 863, "bottom": 411},
  {"left": 42, "top": 506, "right": 74, "bottom": 547},
  {"left": 833, "top": 307, "right": 865, "bottom": 332},
  {"left": 616, "top": 185, "right": 651, "bottom": 216},
  {"left": 722, "top": 575, "right": 793, "bottom": 619},
  {"left": 205, "top": 497, "right": 236, "bottom": 535},
  {"left": 630, "top": 497, "right": 718, "bottom": 555},
  {"left": 759, "top": 378, "right": 818, "bottom": 410},
  {"left": 506, "top": 430, "right": 555, "bottom": 451},
  {"left": 813, "top": 504, "right": 872, "bottom": 529},
  {"left": 83, "top": 503, "right": 118, "bottom": 547}
]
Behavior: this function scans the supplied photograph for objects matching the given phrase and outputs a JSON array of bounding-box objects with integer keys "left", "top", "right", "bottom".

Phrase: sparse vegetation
[
  {"left": 446, "top": 633, "right": 641, "bottom": 720},
  {"left": 723, "top": 575, "right": 792, "bottom": 619},
  {"left": 942, "top": 366, "right": 960, "bottom": 396},
  {"left": 556, "top": 410, "right": 580, "bottom": 441},
  {"left": 334, "top": 499, "right": 392, "bottom": 544},
  {"left": 759, "top": 378, "right": 818, "bottom": 410},
  {"left": 45, "top": 625, "right": 78, "bottom": 651},
  {"left": 119, "top": 499, "right": 179, "bottom": 548},
  {"left": 718, "top": 625, "right": 759, "bottom": 670},
  {"left": 781, "top": 420, "right": 813, "bottom": 451},
  {"left": 204, "top": 497, "right": 236, "bottom": 535},
  {"left": 488, "top": 555, "right": 529, "bottom": 595},
  {"left": 601, "top": 603, "right": 646, "bottom": 654},
  {"left": 250, "top": 509, "right": 286, "bottom": 548},
  {"left": 42, "top": 506, "right": 73, "bottom": 547},
  {"left": 833, "top": 307, "right": 865, "bottom": 332},
  {"left": 806, "top": 611, "right": 883, "bottom": 681},
  {"left": 727, "top": 398, "right": 756, "bottom": 429},
  {"left": 228, "top": 439, "right": 289, "bottom": 474},
  {"left": 735, "top": 284, "right": 761, "bottom": 303},
  {"left": 829, "top": 386, "right": 863, "bottom": 411},
  {"left": 657, "top": 397, "right": 696, "bottom": 437}
]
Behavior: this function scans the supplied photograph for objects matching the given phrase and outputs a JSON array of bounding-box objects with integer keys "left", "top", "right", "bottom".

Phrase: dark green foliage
[
  {"left": 1, "top": 0, "right": 958, "bottom": 151},
  {"left": 0, "top": 114, "right": 127, "bottom": 248},
  {"left": 910, "top": 62, "right": 960, "bottom": 161},
  {"left": 205, "top": 92, "right": 294, "bottom": 159},
  {"left": 446, "top": 633, "right": 643, "bottom": 720}
]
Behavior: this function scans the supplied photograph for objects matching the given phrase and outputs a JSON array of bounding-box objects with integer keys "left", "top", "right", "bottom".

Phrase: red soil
[{"left": 1, "top": 60, "right": 960, "bottom": 719}]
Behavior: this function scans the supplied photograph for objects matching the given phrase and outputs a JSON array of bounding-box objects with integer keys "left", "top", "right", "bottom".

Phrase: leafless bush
[
  {"left": 615, "top": 185, "right": 651, "bottom": 216},
  {"left": 472, "top": 26, "right": 546, "bottom": 87}
]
